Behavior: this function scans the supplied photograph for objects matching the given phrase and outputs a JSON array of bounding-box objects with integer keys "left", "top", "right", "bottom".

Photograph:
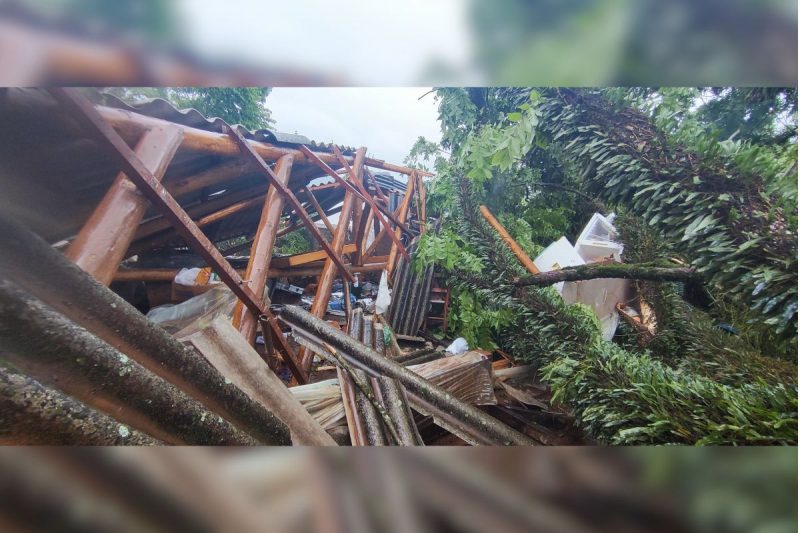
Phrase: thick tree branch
[{"left": 512, "top": 263, "right": 701, "bottom": 287}]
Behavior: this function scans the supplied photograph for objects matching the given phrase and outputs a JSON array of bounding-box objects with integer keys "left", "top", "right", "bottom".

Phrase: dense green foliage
[{"left": 412, "top": 87, "right": 797, "bottom": 444}]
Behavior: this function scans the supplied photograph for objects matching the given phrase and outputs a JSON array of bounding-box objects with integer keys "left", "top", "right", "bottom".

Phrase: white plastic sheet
[{"left": 375, "top": 269, "right": 391, "bottom": 315}]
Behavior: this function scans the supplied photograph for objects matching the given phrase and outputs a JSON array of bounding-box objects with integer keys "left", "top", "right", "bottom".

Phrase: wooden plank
[
  {"left": 225, "top": 124, "right": 354, "bottom": 283},
  {"left": 387, "top": 171, "right": 417, "bottom": 277},
  {"left": 479, "top": 205, "right": 540, "bottom": 275},
  {"left": 47, "top": 88, "right": 308, "bottom": 385},
  {"left": 65, "top": 125, "right": 183, "bottom": 285},
  {"left": 271, "top": 243, "right": 357, "bottom": 269},
  {"left": 113, "top": 261, "right": 387, "bottom": 283}
]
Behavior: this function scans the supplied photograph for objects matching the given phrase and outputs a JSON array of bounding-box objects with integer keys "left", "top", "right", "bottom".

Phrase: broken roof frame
[{"left": 28, "top": 87, "right": 431, "bottom": 384}]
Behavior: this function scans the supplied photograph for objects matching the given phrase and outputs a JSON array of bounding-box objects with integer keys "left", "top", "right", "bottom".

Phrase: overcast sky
[{"left": 266, "top": 88, "right": 442, "bottom": 166}]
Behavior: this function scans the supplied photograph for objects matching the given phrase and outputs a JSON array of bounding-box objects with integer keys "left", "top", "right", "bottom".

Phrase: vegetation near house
[{"left": 413, "top": 87, "right": 797, "bottom": 445}]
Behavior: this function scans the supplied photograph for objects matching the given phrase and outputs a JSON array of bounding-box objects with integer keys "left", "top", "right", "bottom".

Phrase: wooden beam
[
  {"left": 364, "top": 157, "right": 433, "bottom": 177},
  {"left": 65, "top": 125, "right": 183, "bottom": 285},
  {"left": 298, "top": 145, "right": 370, "bottom": 203},
  {"left": 479, "top": 205, "right": 540, "bottom": 275},
  {"left": 225, "top": 124, "right": 354, "bottom": 283},
  {"left": 332, "top": 145, "right": 410, "bottom": 261},
  {"left": 387, "top": 171, "right": 417, "bottom": 277},
  {"left": 416, "top": 171, "right": 427, "bottom": 233},
  {"left": 48, "top": 88, "right": 308, "bottom": 385},
  {"left": 113, "top": 261, "right": 387, "bottom": 283},
  {"left": 363, "top": 166, "right": 388, "bottom": 201},
  {"left": 165, "top": 158, "right": 252, "bottom": 200},
  {"left": 194, "top": 194, "right": 265, "bottom": 228},
  {"left": 355, "top": 203, "right": 373, "bottom": 266},
  {"left": 96, "top": 104, "right": 425, "bottom": 176},
  {"left": 300, "top": 147, "right": 367, "bottom": 373},
  {"left": 97, "top": 105, "right": 352, "bottom": 167},
  {"left": 302, "top": 186, "right": 334, "bottom": 234},
  {"left": 270, "top": 244, "right": 357, "bottom": 269},
  {"left": 232, "top": 154, "right": 294, "bottom": 345}
]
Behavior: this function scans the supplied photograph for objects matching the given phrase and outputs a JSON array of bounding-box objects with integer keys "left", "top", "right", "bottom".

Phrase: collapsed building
[{"left": 0, "top": 88, "right": 579, "bottom": 446}]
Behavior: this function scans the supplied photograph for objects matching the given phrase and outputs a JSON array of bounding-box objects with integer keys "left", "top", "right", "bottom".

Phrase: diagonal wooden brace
[
  {"left": 331, "top": 145, "right": 411, "bottom": 260},
  {"left": 47, "top": 88, "right": 309, "bottom": 384},
  {"left": 301, "top": 145, "right": 414, "bottom": 237},
  {"left": 224, "top": 124, "right": 354, "bottom": 283}
]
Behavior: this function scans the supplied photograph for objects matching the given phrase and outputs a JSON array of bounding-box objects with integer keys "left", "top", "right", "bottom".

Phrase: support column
[
  {"left": 65, "top": 125, "right": 183, "bottom": 284},
  {"left": 387, "top": 171, "right": 416, "bottom": 277},
  {"left": 299, "top": 147, "right": 367, "bottom": 373},
  {"left": 232, "top": 154, "right": 294, "bottom": 344}
]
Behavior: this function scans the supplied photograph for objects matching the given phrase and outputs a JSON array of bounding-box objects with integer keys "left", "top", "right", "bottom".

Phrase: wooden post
[
  {"left": 65, "top": 125, "right": 183, "bottom": 285},
  {"left": 224, "top": 123, "right": 354, "bottom": 283},
  {"left": 353, "top": 202, "right": 371, "bottom": 266},
  {"left": 232, "top": 154, "right": 293, "bottom": 344},
  {"left": 332, "top": 145, "right": 411, "bottom": 261},
  {"left": 479, "top": 205, "right": 541, "bottom": 275},
  {"left": 387, "top": 171, "right": 416, "bottom": 277},
  {"left": 299, "top": 147, "right": 367, "bottom": 373}
]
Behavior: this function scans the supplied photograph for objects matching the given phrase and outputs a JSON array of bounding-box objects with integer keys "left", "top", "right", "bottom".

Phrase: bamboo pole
[{"left": 479, "top": 205, "right": 540, "bottom": 275}]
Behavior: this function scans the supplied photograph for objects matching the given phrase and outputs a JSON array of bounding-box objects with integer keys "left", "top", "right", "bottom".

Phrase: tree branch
[{"left": 512, "top": 263, "right": 701, "bottom": 287}]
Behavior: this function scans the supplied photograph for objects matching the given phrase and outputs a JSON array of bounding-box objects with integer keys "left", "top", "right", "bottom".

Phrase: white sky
[
  {"left": 266, "top": 87, "right": 441, "bottom": 166},
  {"left": 178, "top": 0, "right": 471, "bottom": 85}
]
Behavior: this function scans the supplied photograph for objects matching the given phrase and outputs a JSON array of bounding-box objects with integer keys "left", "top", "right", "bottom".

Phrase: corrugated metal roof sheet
[{"left": 94, "top": 91, "right": 358, "bottom": 155}]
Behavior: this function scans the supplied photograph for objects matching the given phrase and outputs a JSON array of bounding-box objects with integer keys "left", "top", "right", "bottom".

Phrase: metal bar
[
  {"left": 65, "top": 125, "right": 183, "bottom": 285},
  {"left": 224, "top": 123, "right": 354, "bottom": 283},
  {"left": 332, "top": 145, "right": 411, "bottom": 260},
  {"left": 47, "top": 88, "right": 308, "bottom": 384}
]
